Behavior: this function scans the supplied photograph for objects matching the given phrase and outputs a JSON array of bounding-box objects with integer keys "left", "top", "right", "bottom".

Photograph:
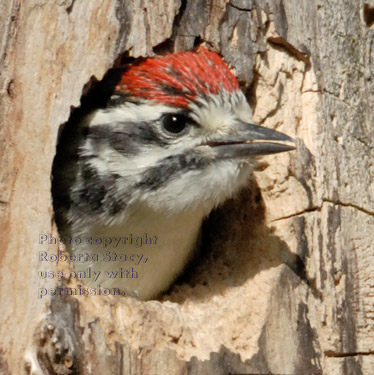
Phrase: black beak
[{"left": 202, "top": 122, "right": 295, "bottom": 159}]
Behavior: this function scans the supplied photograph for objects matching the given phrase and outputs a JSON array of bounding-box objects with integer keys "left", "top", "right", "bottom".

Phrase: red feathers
[{"left": 116, "top": 46, "right": 239, "bottom": 108}]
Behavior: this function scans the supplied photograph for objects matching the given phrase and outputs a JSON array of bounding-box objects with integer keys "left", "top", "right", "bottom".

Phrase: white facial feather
[
  {"left": 86, "top": 102, "right": 173, "bottom": 125},
  {"left": 190, "top": 90, "right": 252, "bottom": 132},
  {"left": 141, "top": 159, "right": 252, "bottom": 215}
]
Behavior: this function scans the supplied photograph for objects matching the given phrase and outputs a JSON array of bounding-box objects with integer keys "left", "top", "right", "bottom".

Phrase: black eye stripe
[{"left": 86, "top": 122, "right": 168, "bottom": 155}]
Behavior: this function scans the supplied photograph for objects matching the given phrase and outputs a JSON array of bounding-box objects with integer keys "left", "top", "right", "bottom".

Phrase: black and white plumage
[{"left": 52, "top": 47, "right": 295, "bottom": 300}]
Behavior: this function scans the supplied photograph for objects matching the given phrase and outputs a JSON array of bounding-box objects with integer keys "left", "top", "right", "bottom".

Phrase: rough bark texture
[{"left": 0, "top": 0, "right": 373, "bottom": 374}]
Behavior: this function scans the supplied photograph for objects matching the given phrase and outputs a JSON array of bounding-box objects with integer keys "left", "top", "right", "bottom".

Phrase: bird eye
[{"left": 161, "top": 113, "right": 191, "bottom": 135}]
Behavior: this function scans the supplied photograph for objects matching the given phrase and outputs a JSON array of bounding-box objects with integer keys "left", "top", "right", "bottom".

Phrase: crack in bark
[
  {"left": 271, "top": 206, "right": 321, "bottom": 222},
  {"left": 141, "top": 0, "right": 152, "bottom": 55},
  {"left": 271, "top": 198, "right": 374, "bottom": 223},
  {"left": 322, "top": 198, "right": 374, "bottom": 217},
  {"left": 322, "top": 89, "right": 359, "bottom": 109},
  {"left": 325, "top": 350, "right": 374, "bottom": 358},
  {"left": 171, "top": 0, "right": 187, "bottom": 33},
  {"left": 351, "top": 134, "right": 373, "bottom": 149},
  {"left": 267, "top": 36, "right": 311, "bottom": 65},
  {"left": 66, "top": 0, "right": 76, "bottom": 14},
  {"left": 228, "top": 2, "right": 253, "bottom": 12}
]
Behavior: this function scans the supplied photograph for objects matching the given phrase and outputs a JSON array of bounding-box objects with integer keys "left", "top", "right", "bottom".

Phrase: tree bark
[{"left": 1, "top": 0, "right": 373, "bottom": 374}]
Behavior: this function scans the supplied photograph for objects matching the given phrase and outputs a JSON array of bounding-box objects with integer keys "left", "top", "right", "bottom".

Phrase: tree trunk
[{"left": 1, "top": 0, "right": 373, "bottom": 374}]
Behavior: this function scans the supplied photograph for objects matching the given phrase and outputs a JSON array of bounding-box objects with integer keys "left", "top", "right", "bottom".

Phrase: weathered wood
[{"left": 0, "top": 0, "right": 373, "bottom": 374}]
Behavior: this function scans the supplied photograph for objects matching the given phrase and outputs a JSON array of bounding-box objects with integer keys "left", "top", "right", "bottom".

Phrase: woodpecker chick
[{"left": 52, "top": 47, "right": 295, "bottom": 300}]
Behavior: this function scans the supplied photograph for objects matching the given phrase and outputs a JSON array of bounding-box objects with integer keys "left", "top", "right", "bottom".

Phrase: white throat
[{"left": 69, "top": 205, "right": 204, "bottom": 300}]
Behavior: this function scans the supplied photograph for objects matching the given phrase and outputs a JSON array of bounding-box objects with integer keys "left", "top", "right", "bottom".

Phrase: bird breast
[{"left": 69, "top": 204, "right": 204, "bottom": 300}]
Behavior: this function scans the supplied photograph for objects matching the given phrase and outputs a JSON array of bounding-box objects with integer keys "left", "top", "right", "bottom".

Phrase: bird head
[{"left": 63, "top": 46, "right": 294, "bottom": 224}]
